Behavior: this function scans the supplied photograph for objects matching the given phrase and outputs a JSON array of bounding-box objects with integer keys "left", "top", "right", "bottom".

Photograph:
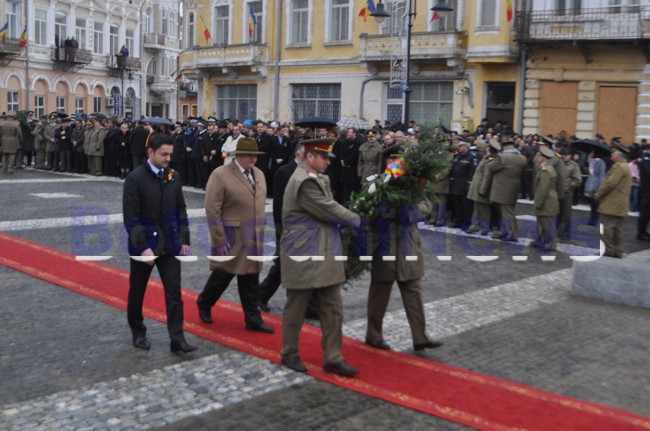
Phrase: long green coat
[
  {"left": 468, "top": 156, "right": 493, "bottom": 204},
  {"left": 596, "top": 161, "right": 631, "bottom": 217},
  {"left": 487, "top": 149, "right": 527, "bottom": 205},
  {"left": 0, "top": 119, "right": 23, "bottom": 153},
  {"left": 534, "top": 163, "right": 559, "bottom": 216},
  {"left": 280, "top": 163, "right": 360, "bottom": 290}
]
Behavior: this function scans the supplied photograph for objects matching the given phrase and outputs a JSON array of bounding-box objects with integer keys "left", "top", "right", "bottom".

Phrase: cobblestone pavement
[{"left": 1, "top": 168, "right": 650, "bottom": 430}]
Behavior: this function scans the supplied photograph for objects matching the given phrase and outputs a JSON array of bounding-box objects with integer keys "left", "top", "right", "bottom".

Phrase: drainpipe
[{"left": 272, "top": 0, "right": 282, "bottom": 121}]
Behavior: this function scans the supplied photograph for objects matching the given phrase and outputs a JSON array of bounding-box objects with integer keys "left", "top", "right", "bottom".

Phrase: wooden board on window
[
  {"left": 597, "top": 86, "right": 637, "bottom": 146},
  {"left": 540, "top": 81, "right": 578, "bottom": 137}
]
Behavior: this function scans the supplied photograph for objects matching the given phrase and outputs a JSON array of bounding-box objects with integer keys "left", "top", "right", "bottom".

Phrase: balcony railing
[
  {"left": 0, "top": 40, "right": 22, "bottom": 56},
  {"left": 517, "top": 7, "right": 647, "bottom": 41},
  {"left": 179, "top": 43, "right": 268, "bottom": 70},
  {"left": 143, "top": 33, "right": 167, "bottom": 49},
  {"left": 106, "top": 55, "right": 142, "bottom": 71},
  {"left": 52, "top": 47, "right": 93, "bottom": 64},
  {"left": 359, "top": 31, "right": 466, "bottom": 63}
]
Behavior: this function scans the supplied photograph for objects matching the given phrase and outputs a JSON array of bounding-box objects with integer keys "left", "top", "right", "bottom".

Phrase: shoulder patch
[{"left": 307, "top": 170, "right": 318, "bottom": 179}]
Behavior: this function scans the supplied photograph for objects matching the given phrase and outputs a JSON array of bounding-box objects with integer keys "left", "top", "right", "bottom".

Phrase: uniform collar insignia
[{"left": 307, "top": 170, "right": 319, "bottom": 178}]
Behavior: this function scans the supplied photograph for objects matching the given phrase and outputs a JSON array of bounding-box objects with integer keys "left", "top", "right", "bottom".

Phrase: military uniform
[
  {"left": 533, "top": 160, "right": 559, "bottom": 251},
  {"left": 468, "top": 150, "right": 497, "bottom": 234},
  {"left": 596, "top": 159, "right": 632, "bottom": 258},
  {"left": 486, "top": 145, "right": 527, "bottom": 241},
  {"left": 0, "top": 114, "right": 23, "bottom": 173},
  {"left": 280, "top": 155, "right": 360, "bottom": 368},
  {"left": 32, "top": 118, "right": 47, "bottom": 169},
  {"left": 357, "top": 133, "right": 383, "bottom": 186}
]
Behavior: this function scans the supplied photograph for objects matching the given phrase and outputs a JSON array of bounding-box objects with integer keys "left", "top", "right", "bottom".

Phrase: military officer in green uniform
[
  {"left": 365, "top": 145, "right": 443, "bottom": 352},
  {"left": 533, "top": 146, "right": 559, "bottom": 252},
  {"left": 280, "top": 138, "right": 361, "bottom": 377},
  {"left": 596, "top": 150, "right": 632, "bottom": 258},
  {"left": 0, "top": 112, "right": 23, "bottom": 174},
  {"left": 357, "top": 130, "right": 384, "bottom": 187}
]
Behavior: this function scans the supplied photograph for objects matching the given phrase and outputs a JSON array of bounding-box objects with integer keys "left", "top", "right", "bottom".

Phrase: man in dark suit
[
  {"left": 122, "top": 133, "right": 197, "bottom": 354},
  {"left": 254, "top": 121, "right": 273, "bottom": 196}
]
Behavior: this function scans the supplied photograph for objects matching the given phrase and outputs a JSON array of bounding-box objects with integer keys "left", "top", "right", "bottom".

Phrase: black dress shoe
[
  {"left": 323, "top": 361, "right": 359, "bottom": 377},
  {"left": 365, "top": 338, "right": 390, "bottom": 350},
  {"left": 170, "top": 340, "right": 198, "bottom": 354},
  {"left": 281, "top": 355, "right": 307, "bottom": 373},
  {"left": 198, "top": 307, "right": 213, "bottom": 324},
  {"left": 132, "top": 335, "right": 151, "bottom": 350},
  {"left": 246, "top": 323, "right": 275, "bottom": 334},
  {"left": 414, "top": 340, "right": 444, "bottom": 351}
]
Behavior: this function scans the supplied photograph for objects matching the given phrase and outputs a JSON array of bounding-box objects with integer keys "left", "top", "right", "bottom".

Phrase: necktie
[
  {"left": 157, "top": 170, "right": 165, "bottom": 182},
  {"left": 244, "top": 169, "right": 256, "bottom": 192}
]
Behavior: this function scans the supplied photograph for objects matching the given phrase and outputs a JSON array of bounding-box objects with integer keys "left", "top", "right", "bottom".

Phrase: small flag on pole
[
  {"left": 358, "top": 0, "right": 376, "bottom": 22},
  {"left": 200, "top": 15, "right": 212, "bottom": 42},
  {"left": 248, "top": 5, "right": 257, "bottom": 39},
  {"left": 0, "top": 22, "right": 8, "bottom": 43},
  {"left": 19, "top": 27, "right": 27, "bottom": 48},
  {"left": 506, "top": 0, "right": 513, "bottom": 22},
  {"left": 430, "top": 11, "right": 440, "bottom": 21}
]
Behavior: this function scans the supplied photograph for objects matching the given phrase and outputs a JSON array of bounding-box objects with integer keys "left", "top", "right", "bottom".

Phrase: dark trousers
[
  {"left": 192, "top": 159, "right": 205, "bottom": 188},
  {"left": 452, "top": 194, "right": 473, "bottom": 230},
  {"left": 128, "top": 256, "right": 185, "bottom": 343},
  {"left": 59, "top": 150, "right": 72, "bottom": 172},
  {"left": 197, "top": 271, "right": 263, "bottom": 327},
  {"left": 638, "top": 193, "right": 650, "bottom": 235},
  {"left": 557, "top": 196, "right": 573, "bottom": 238}
]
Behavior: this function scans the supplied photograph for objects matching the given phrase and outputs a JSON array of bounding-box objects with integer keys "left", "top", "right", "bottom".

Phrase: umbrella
[
  {"left": 571, "top": 139, "right": 611, "bottom": 158},
  {"left": 142, "top": 116, "right": 174, "bottom": 126},
  {"left": 49, "top": 111, "right": 68, "bottom": 118},
  {"left": 90, "top": 112, "right": 108, "bottom": 120},
  {"left": 337, "top": 117, "right": 371, "bottom": 130},
  {"left": 294, "top": 116, "right": 337, "bottom": 129}
]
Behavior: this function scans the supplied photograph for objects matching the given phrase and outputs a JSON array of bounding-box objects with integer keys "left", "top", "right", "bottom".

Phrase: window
[
  {"left": 34, "top": 96, "right": 45, "bottom": 119},
  {"left": 7, "top": 1, "right": 22, "bottom": 39},
  {"left": 75, "top": 98, "right": 85, "bottom": 114},
  {"left": 329, "top": 0, "right": 350, "bottom": 42},
  {"left": 248, "top": 1, "right": 263, "bottom": 43},
  {"left": 93, "top": 22, "right": 104, "bottom": 54},
  {"left": 187, "top": 12, "right": 195, "bottom": 47},
  {"left": 291, "top": 84, "right": 341, "bottom": 121},
  {"left": 35, "top": 9, "right": 48, "bottom": 46},
  {"left": 380, "top": 1, "right": 407, "bottom": 36},
  {"left": 126, "top": 29, "right": 134, "bottom": 54},
  {"left": 56, "top": 97, "right": 66, "bottom": 112},
  {"left": 216, "top": 85, "right": 257, "bottom": 121},
  {"left": 556, "top": 0, "right": 582, "bottom": 14},
  {"left": 76, "top": 18, "right": 87, "bottom": 49},
  {"left": 408, "top": 82, "right": 453, "bottom": 126},
  {"left": 169, "top": 13, "right": 177, "bottom": 38},
  {"left": 148, "top": 59, "right": 158, "bottom": 76},
  {"left": 94, "top": 97, "right": 102, "bottom": 113},
  {"left": 109, "top": 25, "right": 119, "bottom": 56},
  {"left": 430, "top": 4, "right": 456, "bottom": 32},
  {"left": 146, "top": 8, "right": 153, "bottom": 33},
  {"left": 215, "top": 5, "right": 230, "bottom": 45},
  {"left": 290, "top": 0, "right": 310, "bottom": 45},
  {"left": 162, "top": 9, "right": 168, "bottom": 35},
  {"left": 7, "top": 92, "right": 19, "bottom": 112},
  {"left": 55, "top": 13, "right": 67, "bottom": 44},
  {"left": 161, "top": 57, "right": 167, "bottom": 76},
  {"left": 478, "top": 0, "right": 498, "bottom": 28}
]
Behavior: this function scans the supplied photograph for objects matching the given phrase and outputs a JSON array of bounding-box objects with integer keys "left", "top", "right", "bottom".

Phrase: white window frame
[
  {"left": 75, "top": 18, "right": 87, "bottom": 50},
  {"left": 56, "top": 96, "right": 66, "bottom": 113},
  {"left": 326, "top": 0, "right": 352, "bottom": 43},
  {"left": 35, "top": 9, "right": 48, "bottom": 46},
  {"left": 245, "top": 1, "right": 264, "bottom": 44},
  {"left": 169, "top": 13, "right": 177, "bottom": 38},
  {"left": 126, "top": 29, "right": 134, "bottom": 54},
  {"left": 55, "top": 12, "right": 68, "bottom": 43},
  {"left": 7, "top": 92, "right": 19, "bottom": 112},
  {"left": 7, "top": 1, "right": 22, "bottom": 40},
  {"left": 476, "top": 0, "right": 499, "bottom": 32},
  {"left": 214, "top": 4, "right": 231, "bottom": 45},
  {"left": 75, "top": 97, "right": 85, "bottom": 114},
  {"left": 162, "top": 9, "right": 168, "bottom": 35},
  {"left": 287, "top": 0, "right": 312, "bottom": 46},
  {"left": 93, "top": 22, "right": 104, "bottom": 54},
  {"left": 34, "top": 96, "right": 45, "bottom": 119},
  {"left": 109, "top": 25, "right": 119, "bottom": 56},
  {"left": 216, "top": 84, "right": 258, "bottom": 121},
  {"left": 187, "top": 12, "right": 196, "bottom": 48},
  {"left": 291, "top": 84, "right": 341, "bottom": 121},
  {"left": 93, "top": 97, "right": 102, "bottom": 113}
]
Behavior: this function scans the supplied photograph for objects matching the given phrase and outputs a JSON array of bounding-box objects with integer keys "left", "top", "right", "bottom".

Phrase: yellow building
[
  {"left": 517, "top": 1, "right": 649, "bottom": 144},
  {"left": 178, "top": 0, "right": 521, "bottom": 131}
]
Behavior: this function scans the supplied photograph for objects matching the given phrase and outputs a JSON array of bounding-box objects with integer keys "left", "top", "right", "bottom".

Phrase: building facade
[
  {"left": 177, "top": 0, "right": 522, "bottom": 131},
  {"left": 517, "top": 0, "right": 649, "bottom": 143},
  {"left": 0, "top": 0, "right": 180, "bottom": 120}
]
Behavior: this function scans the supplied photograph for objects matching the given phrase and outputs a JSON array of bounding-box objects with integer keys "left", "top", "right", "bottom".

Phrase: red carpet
[{"left": 2, "top": 231, "right": 649, "bottom": 430}]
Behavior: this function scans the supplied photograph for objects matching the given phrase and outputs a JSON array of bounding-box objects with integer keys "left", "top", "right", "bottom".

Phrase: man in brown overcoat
[
  {"left": 280, "top": 138, "right": 361, "bottom": 377},
  {"left": 533, "top": 146, "right": 559, "bottom": 252},
  {"left": 197, "top": 137, "right": 274, "bottom": 333},
  {"left": 0, "top": 112, "right": 23, "bottom": 174}
]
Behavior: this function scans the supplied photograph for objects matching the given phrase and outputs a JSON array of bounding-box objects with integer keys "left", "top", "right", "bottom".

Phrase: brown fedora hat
[{"left": 233, "top": 137, "right": 265, "bottom": 155}]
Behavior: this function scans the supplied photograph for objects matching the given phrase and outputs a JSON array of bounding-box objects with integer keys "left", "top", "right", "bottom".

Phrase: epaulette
[
  {"left": 541, "top": 166, "right": 547, "bottom": 171},
  {"left": 307, "top": 170, "right": 318, "bottom": 179}
]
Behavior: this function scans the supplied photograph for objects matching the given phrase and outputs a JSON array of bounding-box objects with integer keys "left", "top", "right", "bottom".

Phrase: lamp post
[{"left": 371, "top": 1, "right": 454, "bottom": 126}]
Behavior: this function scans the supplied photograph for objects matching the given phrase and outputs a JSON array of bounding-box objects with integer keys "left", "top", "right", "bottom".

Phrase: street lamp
[{"left": 371, "top": 1, "right": 454, "bottom": 125}]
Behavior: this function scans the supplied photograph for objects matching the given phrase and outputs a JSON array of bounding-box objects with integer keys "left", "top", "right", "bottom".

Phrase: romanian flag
[
  {"left": 19, "top": 27, "right": 27, "bottom": 48},
  {"left": 358, "top": 0, "right": 376, "bottom": 22},
  {"left": 0, "top": 22, "right": 8, "bottom": 43},
  {"left": 248, "top": 5, "right": 257, "bottom": 39},
  {"left": 430, "top": 11, "right": 441, "bottom": 21},
  {"left": 200, "top": 15, "right": 211, "bottom": 42},
  {"left": 506, "top": 0, "right": 513, "bottom": 22}
]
